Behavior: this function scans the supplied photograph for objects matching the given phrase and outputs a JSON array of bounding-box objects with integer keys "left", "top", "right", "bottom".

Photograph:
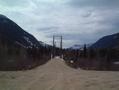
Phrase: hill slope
[
  {"left": 0, "top": 14, "right": 52, "bottom": 70},
  {"left": 0, "top": 14, "right": 40, "bottom": 48},
  {"left": 91, "top": 33, "right": 119, "bottom": 49}
]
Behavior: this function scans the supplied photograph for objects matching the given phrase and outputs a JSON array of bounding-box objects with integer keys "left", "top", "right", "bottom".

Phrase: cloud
[
  {"left": 69, "top": 0, "right": 119, "bottom": 8},
  {"left": 0, "top": 0, "right": 119, "bottom": 48},
  {"left": 0, "top": 0, "right": 28, "bottom": 7}
]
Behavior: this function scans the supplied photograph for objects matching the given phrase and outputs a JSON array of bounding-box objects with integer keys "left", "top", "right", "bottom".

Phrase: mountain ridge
[
  {"left": 0, "top": 14, "right": 41, "bottom": 48},
  {"left": 91, "top": 33, "right": 119, "bottom": 49}
]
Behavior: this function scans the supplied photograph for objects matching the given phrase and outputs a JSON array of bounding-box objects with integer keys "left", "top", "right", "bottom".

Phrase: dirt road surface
[{"left": 0, "top": 57, "right": 119, "bottom": 90}]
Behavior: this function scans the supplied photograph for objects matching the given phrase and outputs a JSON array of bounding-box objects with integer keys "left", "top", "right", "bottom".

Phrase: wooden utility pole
[
  {"left": 60, "top": 36, "right": 63, "bottom": 58},
  {"left": 52, "top": 35, "right": 55, "bottom": 58},
  {"left": 60, "top": 36, "right": 62, "bottom": 50}
]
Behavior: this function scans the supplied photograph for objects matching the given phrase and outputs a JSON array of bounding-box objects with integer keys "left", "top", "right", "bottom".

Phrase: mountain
[
  {"left": 69, "top": 44, "right": 92, "bottom": 50},
  {"left": 91, "top": 33, "right": 119, "bottom": 49},
  {"left": 69, "top": 44, "right": 84, "bottom": 50},
  {"left": 0, "top": 14, "right": 40, "bottom": 48},
  {"left": 0, "top": 14, "right": 52, "bottom": 70},
  {"left": 39, "top": 41, "right": 52, "bottom": 48}
]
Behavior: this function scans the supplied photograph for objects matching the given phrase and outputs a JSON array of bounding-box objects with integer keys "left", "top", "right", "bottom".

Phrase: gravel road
[{"left": 0, "top": 57, "right": 119, "bottom": 90}]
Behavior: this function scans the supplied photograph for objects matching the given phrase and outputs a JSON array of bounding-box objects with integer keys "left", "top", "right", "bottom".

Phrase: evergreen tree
[{"left": 83, "top": 44, "right": 87, "bottom": 58}]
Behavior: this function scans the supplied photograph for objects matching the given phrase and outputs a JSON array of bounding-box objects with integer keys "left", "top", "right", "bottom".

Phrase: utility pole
[
  {"left": 60, "top": 36, "right": 62, "bottom": 50},
  {"left": 60, "top": 36, "right": 63, "bottom": 58},
  {"left": 52, "top": 35, "right": 55, "bottom": 58}
]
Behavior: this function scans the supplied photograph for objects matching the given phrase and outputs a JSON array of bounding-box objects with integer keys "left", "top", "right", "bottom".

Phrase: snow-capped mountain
[
  {"left": 0, "top": 14, "right": 40, "bottom": 48},
  {"left": 69, "top": 44, "right": 92, "bottom": 50},
  {"left": 70, "top": 44, "right": 84, "bottom": 50}
]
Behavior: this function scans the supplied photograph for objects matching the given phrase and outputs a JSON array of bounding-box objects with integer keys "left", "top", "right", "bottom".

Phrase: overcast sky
[{"left": 0, "top": 0, "right": 119, "bottom": 48}]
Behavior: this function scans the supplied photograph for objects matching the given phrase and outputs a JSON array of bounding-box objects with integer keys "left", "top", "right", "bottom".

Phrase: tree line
[
  {"left": 0, "top": 38, "right": 52, "bottom": 70},
  {"left": 63, "top": 45, "right": 119, "bottom": 71}
]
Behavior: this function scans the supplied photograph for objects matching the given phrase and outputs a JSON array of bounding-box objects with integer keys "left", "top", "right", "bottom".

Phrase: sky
[{"left": 0, "top": 0, "right": 119, "bottom": 48}]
